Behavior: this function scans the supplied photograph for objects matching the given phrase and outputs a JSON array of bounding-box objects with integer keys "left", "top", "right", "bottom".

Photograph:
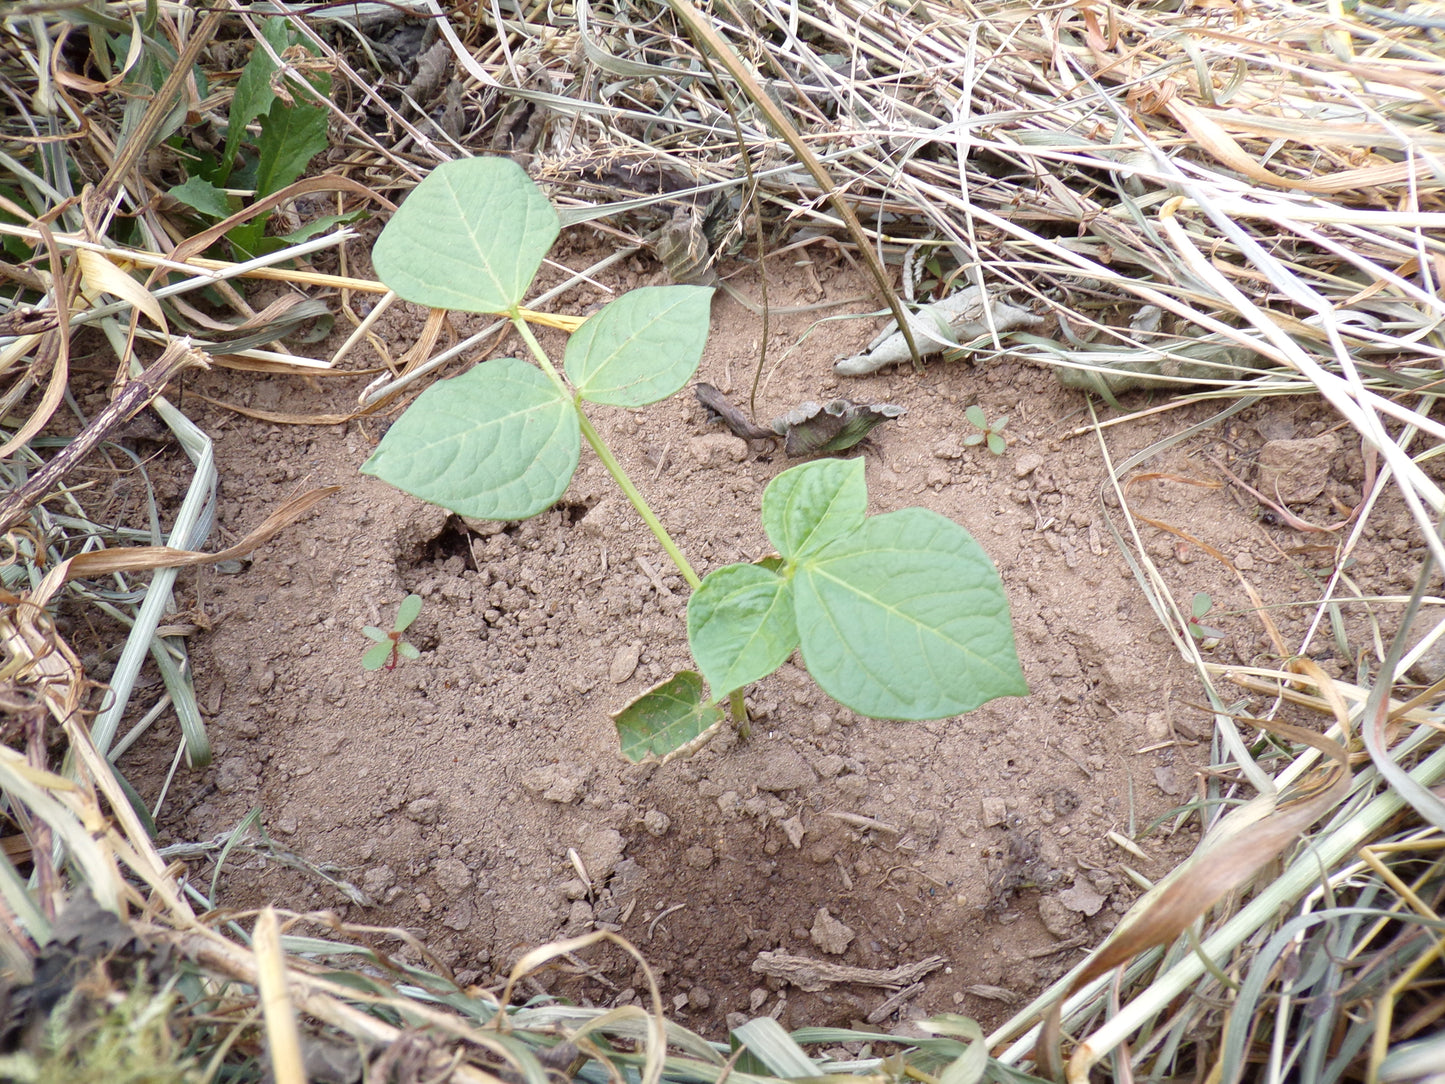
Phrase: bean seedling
[
  {"left": 362, "top": 158, "right": 1026, "bottom": 759},
  {"left": 963, "top": 404, "right": 1009, "bottom": 455},
  {"left": 361, "top": 594, "right": 424, "bottom": 671}
]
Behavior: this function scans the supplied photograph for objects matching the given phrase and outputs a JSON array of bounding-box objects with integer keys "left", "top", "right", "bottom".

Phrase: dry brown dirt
[{"left": 114, "top": 233, "right": 1408, "bottom": 1038}]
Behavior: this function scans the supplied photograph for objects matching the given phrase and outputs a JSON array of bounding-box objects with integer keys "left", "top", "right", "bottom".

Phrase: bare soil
[{"left": 115, "top": 233, "right": 1407, "bottom": 1038}]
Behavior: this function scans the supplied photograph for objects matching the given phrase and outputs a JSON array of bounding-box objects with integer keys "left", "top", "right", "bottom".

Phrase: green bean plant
[{"left": 361, "top": 157, "right": 1026, "bottom": 759}]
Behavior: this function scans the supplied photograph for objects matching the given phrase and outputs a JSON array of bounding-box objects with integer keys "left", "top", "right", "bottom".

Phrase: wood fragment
[
  {"left": 866, "top": 981, "right": 924, "bottom": 1024},
  {"left": 963, "top": 984, "right": 1023, "bottom": 1004},
  {"left": 0, "top": 339, "right": 210, "bottom": 534},
  {"left": 694, "top": 382, "right": 775, "bottom": 441},
  {"left": 1026, "top": 934, "right": 1089, "bottom": 958},
  {"left": 823, "top": 810, "right": 902, "bottom": 835},
  {"left": 751, "top": 951, "right": 946, "bottom": 993}
]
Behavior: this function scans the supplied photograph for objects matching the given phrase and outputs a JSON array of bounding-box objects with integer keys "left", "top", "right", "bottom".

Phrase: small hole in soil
[
  {"left": 422, "top": 515, "right": 475, "bottom": 567},
  {"left": 557, "top": 500, "right": 593, "bottom": 526}
]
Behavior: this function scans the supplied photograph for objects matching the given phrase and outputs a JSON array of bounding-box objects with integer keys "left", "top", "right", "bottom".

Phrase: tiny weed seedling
[
  {"left": 963, "top": 404, "right": 1009, "bottom": 455},
  {"left": 362, "top": 594, "right": 424, "bottom": 671},
  {"left": 1187, "top": 592, "right": 1226, "bottom": 645},
  {"left": 363, "top": 158, "right": 1026, "bottom": 759}
]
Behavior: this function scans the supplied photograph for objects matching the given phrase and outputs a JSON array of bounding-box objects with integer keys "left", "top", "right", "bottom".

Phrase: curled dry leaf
[
  {"left": 834, "top": 286, "right": 1042, "bottom": 375},
  {"left": 694, "top": 383, "right": 905, "bottom": 455},
  {"left": 771, "top": 399, "right": 906, "bottom": 456}
]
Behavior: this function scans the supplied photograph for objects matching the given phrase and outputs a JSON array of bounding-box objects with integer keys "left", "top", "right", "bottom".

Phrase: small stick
[
  {"left": 823, "top": 810, "right": 902, "bottom": 834},
  {"left": 866, "top": 982, "right": 924, "bottom": 1024},
  {"left": 694, "top": 382, "right": 775, "bottom": 441}
]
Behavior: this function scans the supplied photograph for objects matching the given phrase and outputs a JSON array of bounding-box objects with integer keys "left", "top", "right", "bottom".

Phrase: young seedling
[
  {"left": 963, "top": 404, "right": 1009, "bottom": 455},
  {"left": 362, "top": 158, "right": 1026, "bottom": 760},
  {"left": 1187, "top": 592, "right": 1225, "bottom": 646},
  {"left": 361, "top": 594, "right": 424, "bottom": 671}
]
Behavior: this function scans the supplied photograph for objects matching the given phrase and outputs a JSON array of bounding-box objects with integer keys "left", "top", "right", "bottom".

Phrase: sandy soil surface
[{"left": 110, "top": 231, "right": 1405, "bottom": 1037}]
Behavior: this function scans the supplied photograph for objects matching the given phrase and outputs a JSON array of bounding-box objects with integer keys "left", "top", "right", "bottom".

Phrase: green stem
[
  {"left": 509, "top": 307, "right": 573, "bottom": 400},
  {"left": 509, "top": 308, "right": 747, "bottom": 729},
  {"left": 509, "top": 309, "right": 700, "bottom": 591},
  {"left": 575, "top": 410, "right": 701, "bottom": 591}
]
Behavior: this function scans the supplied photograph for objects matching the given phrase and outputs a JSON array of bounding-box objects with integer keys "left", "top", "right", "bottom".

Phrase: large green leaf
[
  {"left": 761, "top": 458, "right": 867, "bottom": 560},
  {"left": 613, "top": 671, "right": 725, "bottom": 762},
  {"left": 794, "top": 508, "right": 1026, "bottom": 719},
  {"left": 564, "top": 285, "right": 715, "bottom": 406},
  {"left": 372, "top": 157, "right": 559, "bottom": 313},
  {"left": 221, "top": 16, "right": 285, "bottom": 178},
  {"left": 360, "top": 357, "right": 579, "bottom": 521},
  {"left": 687, "top": 563, "right": 798, "bottom": 695},
  {"left": 254, "top": 87, "right": 329, "bottom": 199}
]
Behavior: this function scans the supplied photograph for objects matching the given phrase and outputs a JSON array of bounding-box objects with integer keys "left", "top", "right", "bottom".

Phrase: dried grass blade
[
  {"left": 254, "top": 907, "right": 307, "bottom": 1084},
  {"left": 29, "top": 485, "right": 340, "bottom": 605},
  {"left": 0, "top": 221, "right": 71, "bottom": 459},
  {"left": 0, "top": 338, "right": 203, "bottom": 533},
  {"left": 504, "top": 930, "right": 668, "bottom": 1084},
  {"left": 75, "top": 248, "right": 165, "bottom": 330},
  {"left": 663, "top": 0, "right": 921, "bottom": 368},
  {"left": 1037, "top": 705, "right": 1352, "bottom": 1080}
]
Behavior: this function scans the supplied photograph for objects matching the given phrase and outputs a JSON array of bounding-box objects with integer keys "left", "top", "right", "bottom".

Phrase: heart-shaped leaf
[
  {"left": 613, "top": 671, "right": 726, "bottom": 762},
  {"left": 372, "top": 157, "right": 559, "bottom": 313},
  {"left": 687, "top": 563, "right": 798, "bottom": 694},
  {"left": 794, "top": 507, "right": 1026, "bottom": 719},
  {"left": 761, "top": 458, "right": 867, "bottom": 561},
  {"left": 361, "top": 357, "right": 579, "bottom": 521},
  {"left": 565, "top": 285, "right": 715, "bottom": 406}
]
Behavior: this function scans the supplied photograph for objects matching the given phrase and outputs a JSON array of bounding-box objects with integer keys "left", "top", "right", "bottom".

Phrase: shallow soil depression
[{"left": 125, "top": 248, "right": 1395, "bottom": 1037}]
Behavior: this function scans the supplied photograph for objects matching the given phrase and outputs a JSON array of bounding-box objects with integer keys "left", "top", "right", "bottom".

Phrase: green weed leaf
[
  {"left": 221, "top": 17, "right": 285, "bottom": 178},
  {"left": 794, "top": 507, "right": 1026, "bottom": 719},
  {"left": 565, "top": 285, "right": 714, "bottom": 406},
  {"left": 688, "top": 564, "right": 798, "bottom": 694},
  {"left": 254, "top": 89, "right": 329, "bottom": 199},
  {"left": 395, "top": 594, "right": 424, "bottom": 630},
  {"left": 361, "top": 357, "right": 579, "bottom": 521},
  {"left": 613, "top": 671, "right": 725, "bottom": 762},
  {"left": 397, "top": 642, "right": 421, "bottom": 660},
  {"left": 277, "top": 209, "right": 367, "bottom": 244},
  {"left": 965, "top": 404, "right": 988, "bottom": 429},
  {"left": 169, "top": 176, "right": 232, "bottom": 219},
  {"left": 362, "top": 626, "right": 389, "bottom": 642},
  {"left": 372, "top": 157, "right": 559, "bottom": 313},
  {"left": 361, "top": 642, "right": 393, "bottom": 670},
  {"left": 761, "top": 458, "right": 866, "bottom": 561}
]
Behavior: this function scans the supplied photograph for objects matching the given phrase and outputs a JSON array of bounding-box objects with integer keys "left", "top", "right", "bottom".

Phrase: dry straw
[{"left": 2, "top": 0, "right": 1444, "bottom": 1080}]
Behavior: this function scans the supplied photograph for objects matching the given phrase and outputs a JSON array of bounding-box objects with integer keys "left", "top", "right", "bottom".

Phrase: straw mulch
[{"left": 2, "top": 0, "right": 1444, "bottom": 1080}]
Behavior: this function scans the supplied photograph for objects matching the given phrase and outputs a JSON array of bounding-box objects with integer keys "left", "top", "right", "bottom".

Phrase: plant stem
[
  {"left": 509, "top": 307, "right": 749, "bottom": 730},
  {"left": 509, "top": 308, "right": 573, "bottom": 400},
  {"left": 729, "top": 689, "right": 750, "bottom": 738},
  {"left": 574, "top": 410, "right": 701, "bottom": 591},
  {"left": 509, "top": 309, "right": 701, "bottom": 590}
]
